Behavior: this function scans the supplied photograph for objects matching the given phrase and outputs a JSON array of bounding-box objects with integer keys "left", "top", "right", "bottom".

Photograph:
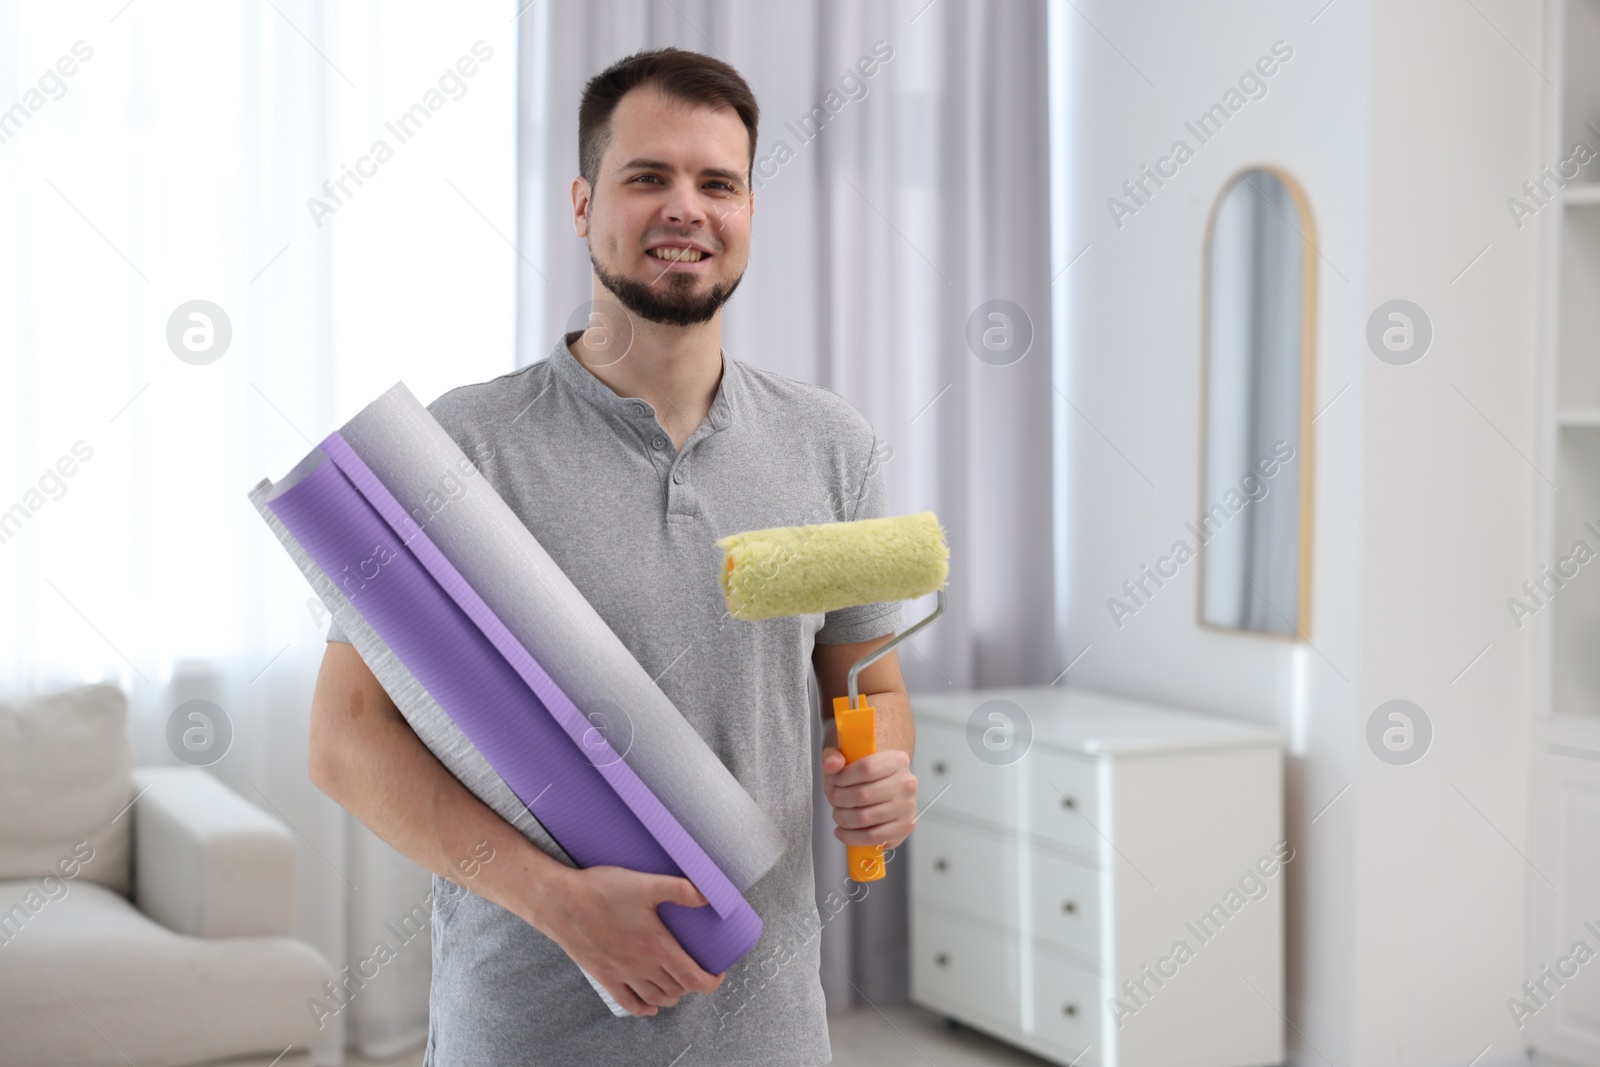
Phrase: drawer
[
  {"left": 910, "top": 906, "right": 1021, "bottom": 1030},
  {"left": 910, "top": 817, "right": 1022, "bottom": 928},
  {"left": 1023, "top": 746, "right": 1100, "bottom": 856},
  {"left": 1028, "top": 847, "right": 1100, "bottom": 960},
  {"left": 912, "top": 818, "right": 1100, "bottom": 962},
  {"left": 1029, "top": 950, "right": 1101, "bottom": 1056},
  {"left": 912, "top": 720, "right": 1020, "bottom": 828}
]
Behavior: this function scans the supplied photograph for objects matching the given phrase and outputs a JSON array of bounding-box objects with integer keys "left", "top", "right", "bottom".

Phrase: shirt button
[
  {"left": 633, "top": 403, "right": 649, "bottom": 415},
  {"left": 673, "top": 468, "right": 685, "bottom": 484},
  {"left": 652, "top": 436, "right": 667, "bottom": 450}
]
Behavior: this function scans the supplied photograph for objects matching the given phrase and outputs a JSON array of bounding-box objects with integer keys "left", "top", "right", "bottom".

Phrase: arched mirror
[{"left": 1198, "top": 167, "right": 1315, "bottom": 638}]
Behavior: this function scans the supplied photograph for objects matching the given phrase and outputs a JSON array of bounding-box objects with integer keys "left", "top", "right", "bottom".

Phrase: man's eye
[{"left": 633, "top": 174, "right": 662, "bottom": 184}]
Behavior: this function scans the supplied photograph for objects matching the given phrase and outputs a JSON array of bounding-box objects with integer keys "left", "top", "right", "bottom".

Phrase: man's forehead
[{"left": 605, "top": 90, "right": 748, "bottom": 173}]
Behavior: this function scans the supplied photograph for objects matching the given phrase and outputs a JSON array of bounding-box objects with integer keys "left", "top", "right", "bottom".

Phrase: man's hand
[
  {"left": 812, "top": 638, "right": 916, "bottom": 853},
  {"left": 310, "top": 640, "right": 724, "bottom": 1020},
  {"left": 820, "top": 725, "right": 917, "bottom": 851},
  {"left": 537, "top": 864, "right": 725, "bottom": 1017}
]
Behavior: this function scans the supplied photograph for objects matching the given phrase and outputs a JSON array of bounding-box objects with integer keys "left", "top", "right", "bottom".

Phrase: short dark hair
[{"left": 577, "top": 46, "right": 759, "bottom": 190}]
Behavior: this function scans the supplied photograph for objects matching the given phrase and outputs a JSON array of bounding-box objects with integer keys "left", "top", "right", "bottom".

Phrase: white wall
[
  {"left": 1053, "top": 0, "right": 1540, "bottom": 1063},
  {"left": 1355, "top": 0, "right": 1542, "bottom": 1063}
]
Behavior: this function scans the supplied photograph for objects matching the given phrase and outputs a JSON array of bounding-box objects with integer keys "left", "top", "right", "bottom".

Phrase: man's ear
[{"left": 571, "top": 176, "right": 591, "bottom": 237}]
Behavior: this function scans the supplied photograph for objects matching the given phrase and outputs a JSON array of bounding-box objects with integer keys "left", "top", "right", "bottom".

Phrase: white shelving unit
[{"left": 1528, "top": 1, "right": 1600, "bottom": 1062}]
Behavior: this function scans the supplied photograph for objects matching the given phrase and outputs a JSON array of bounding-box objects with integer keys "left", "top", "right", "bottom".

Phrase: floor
[{"left": 345, "top": 1005, "right": 1058, "bottom": 1066}]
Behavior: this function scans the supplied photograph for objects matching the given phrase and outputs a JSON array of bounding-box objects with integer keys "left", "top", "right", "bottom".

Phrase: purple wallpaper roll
[{"left": 266, "top": 437, "right": 761, "bottom": 975}]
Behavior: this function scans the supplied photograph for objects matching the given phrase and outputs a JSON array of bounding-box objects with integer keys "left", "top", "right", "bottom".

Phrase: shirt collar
[{"left": 549, "top": 329, "right": 735, "bottom": 432}]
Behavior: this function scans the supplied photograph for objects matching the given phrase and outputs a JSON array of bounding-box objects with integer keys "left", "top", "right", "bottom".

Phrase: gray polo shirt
[{"left": 325, "top": 330, "right": 904, "bottom": 1066}]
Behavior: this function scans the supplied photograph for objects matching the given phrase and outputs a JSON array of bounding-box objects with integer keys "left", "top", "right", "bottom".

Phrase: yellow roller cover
[{"left": 716, "top": 511, "right": 949, "bottom": 622}]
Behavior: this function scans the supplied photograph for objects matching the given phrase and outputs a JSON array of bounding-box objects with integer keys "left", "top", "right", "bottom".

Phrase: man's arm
[
  {"left": 812, "top": 634, "right": 917, "bottom": 853},
  {"left": 308, "top": 640, "right": 723, "bottom": 1016}
]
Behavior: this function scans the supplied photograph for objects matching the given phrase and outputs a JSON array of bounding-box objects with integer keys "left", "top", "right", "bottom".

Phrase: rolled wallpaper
[
  {"left": 249, "top": 383, "right": 787, "bottom": 1002},
  {"left": 336, "top": 384, "right": 785, "bottom": 890},
  {"left": 246, "top": 484, "right": 628, "bottom": 1016}
]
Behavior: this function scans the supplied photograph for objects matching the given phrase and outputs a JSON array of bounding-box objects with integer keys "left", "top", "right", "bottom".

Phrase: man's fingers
[
  {"left": 834, "top": 823, "right": 908, "bottom": 847},
  {"left": 832, "top": 790, "right": 896, "bottom": 825},
  {"left": 638, "top": 978, "right": 682, "bottom": 1008},
  {"left": 832, "top": 798, "right": 905, "bottom": 830},
  {"left": 650, "top": 968, "right": 687, "bottom": 999},
  {"left": 614, "top": 982, "right": 657, "bottom": 1016},
  {"left": 653, "top": 874, "right": 709, "bottom": 908},
  {"left": 831, "top": 773, "right": 917, "bottom": 811},
  {"left": 829, "top": 750, "right": 910, "bottom": 786},
  {"left": 663, "top": 947, "right": 724, "bottom": 996}
]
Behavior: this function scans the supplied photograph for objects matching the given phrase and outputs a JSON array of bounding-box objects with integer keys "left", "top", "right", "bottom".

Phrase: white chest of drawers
[{"left": 906, "top": 685, "right": 1286, "bottom": 1067}]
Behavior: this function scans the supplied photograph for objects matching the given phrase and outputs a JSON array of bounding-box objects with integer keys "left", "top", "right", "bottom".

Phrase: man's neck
[{"left": 567, "top": 311, "right": 723, "bottom": 450}]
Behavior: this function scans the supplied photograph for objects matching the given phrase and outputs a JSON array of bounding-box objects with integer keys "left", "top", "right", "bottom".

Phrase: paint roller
[{"left": 716, "top": 511, "right": 949, "bottom": 881}]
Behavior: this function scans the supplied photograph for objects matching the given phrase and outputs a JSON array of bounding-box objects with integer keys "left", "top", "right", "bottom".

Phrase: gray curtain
[{"left": 514, "top": 0, "right": 1056, "bottom": 1008}]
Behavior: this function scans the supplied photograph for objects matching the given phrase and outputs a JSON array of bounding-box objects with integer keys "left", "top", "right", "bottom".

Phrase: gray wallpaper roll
[
  {"left": 337, "top": 383, "right": 786, "bottom": 890},
  {"left": 247, "top": 482, "right": 628, "bottom": 1018}
]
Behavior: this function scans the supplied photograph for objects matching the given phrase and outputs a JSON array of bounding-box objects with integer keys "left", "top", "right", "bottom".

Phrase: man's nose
[{"left": 661, "top": 181, "right": 707, "bottom": 226}]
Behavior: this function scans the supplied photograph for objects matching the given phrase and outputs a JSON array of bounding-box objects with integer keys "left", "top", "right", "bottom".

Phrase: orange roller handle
[{"left": 833, "top": 695, "right": 886, "bottom": 882}]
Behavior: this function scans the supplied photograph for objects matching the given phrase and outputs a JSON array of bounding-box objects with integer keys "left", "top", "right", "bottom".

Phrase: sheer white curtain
[
  {"left": 514, "top": 0, "right": 1057, "bottom": 1007},
  {"left": 0, "top": 1, "right": 516, "bottom": 1061}
]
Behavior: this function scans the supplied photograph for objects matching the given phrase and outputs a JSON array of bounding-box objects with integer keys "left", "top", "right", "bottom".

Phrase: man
[{"left": 307, "top": 46, "right": 918, "bottom": 1065}]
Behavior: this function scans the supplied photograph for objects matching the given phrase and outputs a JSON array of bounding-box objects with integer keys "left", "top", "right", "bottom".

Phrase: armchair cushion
[
  {"left": 0, "top": 876, "right": 332, "bottom": 1067},
  {"left": 0, "top": 682, "right": 132, "bottom": 895},
  {"left": 132, "top": 767, "right": 298, "bottom": 938}
]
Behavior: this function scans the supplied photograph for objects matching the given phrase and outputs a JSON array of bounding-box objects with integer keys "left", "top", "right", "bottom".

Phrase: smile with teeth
[{"left": 648, "top": 246, "right": 709, "bottom": 262}]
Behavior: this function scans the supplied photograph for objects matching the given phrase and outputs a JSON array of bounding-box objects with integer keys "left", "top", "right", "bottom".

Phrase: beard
[{"left": 589, "top": 244, "right": 744, "bottom": 327}]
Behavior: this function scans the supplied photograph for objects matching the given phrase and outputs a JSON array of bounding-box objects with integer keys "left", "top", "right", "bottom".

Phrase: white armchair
[
  {"left": 0, "top": 683, "right": 335, "bottom": 1067},
  {"left": 132, "top": 766, "right": 300, "bottom": 940}
]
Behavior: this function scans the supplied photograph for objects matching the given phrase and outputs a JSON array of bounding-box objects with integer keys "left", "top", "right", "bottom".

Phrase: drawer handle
[
  {"left": 1060, "top": 795, "right": 1077, "bottom": 810},
  {"left": 933, "top": 857, "right": 948, "bottom": 872},
  {"left": 932, "top": 760, "right": 947, "bottom": 775},
  {"left": 934, "top": 952, "right": 950, "bottom": 967},
  {"left": 1062, "top": 1002, "right": 1078, "bottom": 1017},
  {"left": 1061, "top": 899, "right": 1077, "bottom": 914}
]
